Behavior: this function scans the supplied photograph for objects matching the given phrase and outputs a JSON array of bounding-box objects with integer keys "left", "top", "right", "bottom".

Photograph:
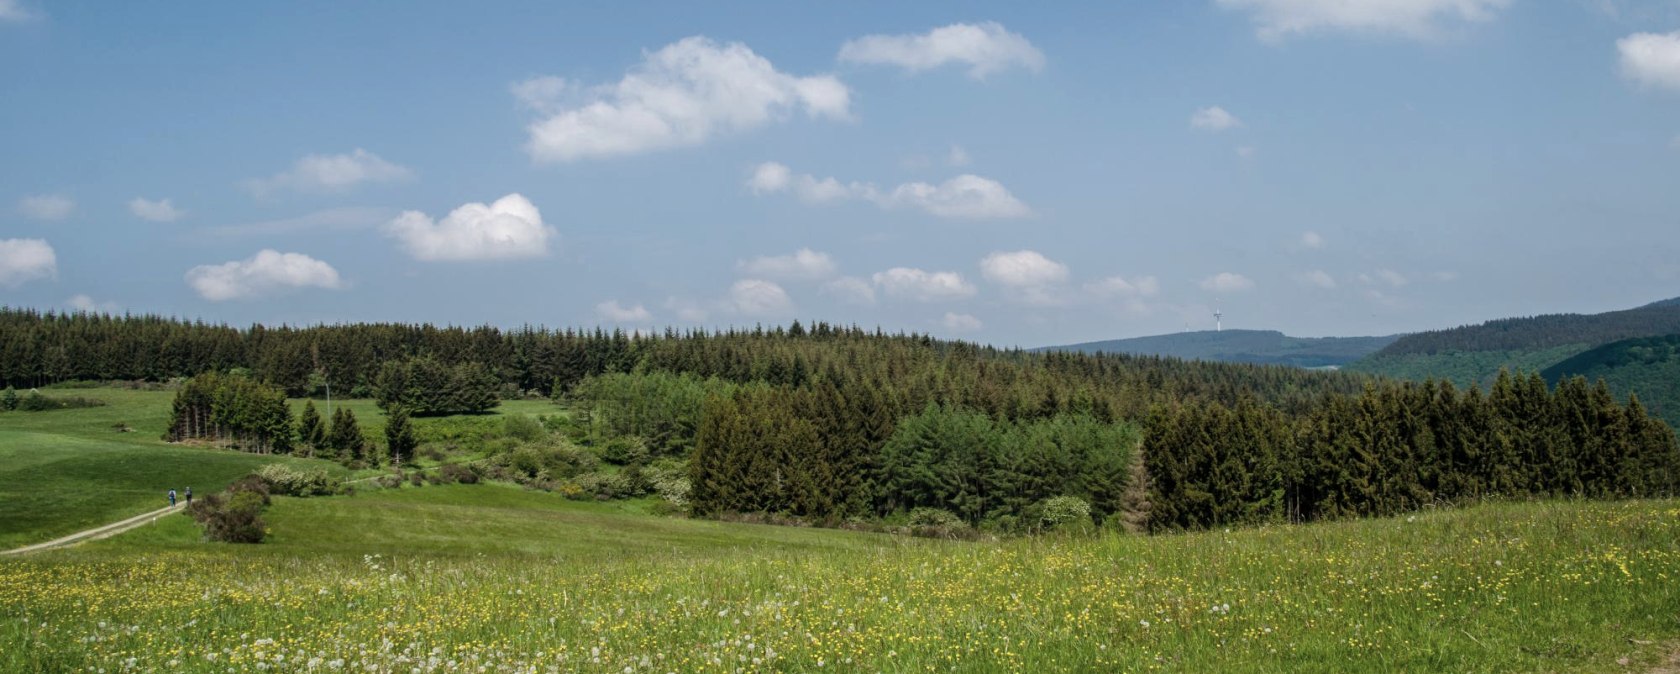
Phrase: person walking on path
[
  {"left": 184, "top": 487, "right": 192, "bottom": 505},
  {"left": 168, "top": 489, "right": 177, "bottom": 507}
]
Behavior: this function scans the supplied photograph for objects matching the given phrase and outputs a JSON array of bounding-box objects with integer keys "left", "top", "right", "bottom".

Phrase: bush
[
  {"left": 254, "top": 464, "right": 341, "bottom": 497},
  {"left": 1, "top": 386, "right": 16, "bottom": 411},
  {"left": 187, "top": 491, "right": 267, "bottom": 543},
  {"left": 439, "top": 463, "right": 480, "bottom": 485},
  {"left": 503, "top": 414, "right": 547, "bottom": 443},
  {"left": 563, "top": 471, "right": 637, "bottom": 500},
  {"left": 1037, "top": 495, "right": 1094, "bottom": 533},
  {"left": 600, "top": 436, "right": 649, "bottom": 465},
  {"left": 908, "top": 507, "right": 969, "bottom": 530},
  {"left": 15, "top": 392, "right": 104, "bottom": 412}
]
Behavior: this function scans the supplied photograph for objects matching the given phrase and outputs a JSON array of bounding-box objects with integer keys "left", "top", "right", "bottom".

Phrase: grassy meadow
[{"left": 2, "top": 386, "right": 1678, "bottom": 672}]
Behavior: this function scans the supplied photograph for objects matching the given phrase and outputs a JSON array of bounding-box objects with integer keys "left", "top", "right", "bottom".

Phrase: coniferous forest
[{"left": 4, "top": 307, "right": 1677, "bottom": 533}]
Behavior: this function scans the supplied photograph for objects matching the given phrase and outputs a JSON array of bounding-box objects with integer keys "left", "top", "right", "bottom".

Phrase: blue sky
[{"left": 3, "top": 0, "right": 1680, "bottom": 346}]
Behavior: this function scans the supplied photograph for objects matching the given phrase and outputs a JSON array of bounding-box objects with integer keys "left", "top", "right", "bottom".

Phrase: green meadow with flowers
[{"left": 3, "top": 483, "right": 1677, "bottom": 673}]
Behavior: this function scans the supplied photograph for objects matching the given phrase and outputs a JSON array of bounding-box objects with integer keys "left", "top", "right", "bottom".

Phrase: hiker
[
  {"left": 185, "top": 487, "right": 192, "bottom": 505},
  {"left": 168, "top": 489, "right": 177, "bottom": 507}
]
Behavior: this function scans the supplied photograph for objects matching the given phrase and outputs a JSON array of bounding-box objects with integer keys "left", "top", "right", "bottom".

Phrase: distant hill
[
  {"left": 1542, "top": 334, "right": 1680, "bottom": 430},
  {"left": 1348, "top": 296, "right": 1680, "bottom": 431},
  {"left": 1040, "top": 329, "right": 1398, "bottom": 368}
]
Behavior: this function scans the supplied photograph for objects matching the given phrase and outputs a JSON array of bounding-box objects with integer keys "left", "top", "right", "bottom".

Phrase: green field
[{"left": 3, "top": 387, "right": 1678, "bottom": 672}]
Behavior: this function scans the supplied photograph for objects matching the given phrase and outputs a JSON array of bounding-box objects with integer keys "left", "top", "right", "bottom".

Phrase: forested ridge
[
  {"left": 4, "top": 308, "right": 1677, "bottom": 534},
  {"left": 1370, "top": 300, "right": 1680, "bottom": 357}
]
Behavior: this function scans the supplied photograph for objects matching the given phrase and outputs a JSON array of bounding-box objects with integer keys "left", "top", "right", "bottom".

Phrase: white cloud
[
  {"left": 1200, "top": 272, "right": 1255, "bottom": 292},
  {"left": 1190, "top": 106, "right": 1243, "bottom": 131},
  {"left": 185, "top": 250, "right": 343, "bottom": 301},
  {"left": 246, "top": 149, "right": 412, "bottom": 196},
  {"left": 1618, "top": 31, "right": 1680, "bottom": 90},
  {"left": 0, "top": 0, "right": 38, "bottom": 22},
  {"left": 822, "top": 276, "right": 877, "bottom": 305},
  {"left": 1085, "top": 275, "right": 1161, "bottom": 298},
  {"left": 384, "top": 193, "right": 556, "bottom": 261},
  {"left": 838, "top": 22, "right": 1045, "bottom": 79},
  {"left": 510, "top": 75, "right": 571, "bottom": 113},
  {"left": 18, "top": 194, "right": 74, "bottom": 221},
  {"left": 1217, "top": 0, "right": 1511, "bottom": 41},
  {"left": 980, "top": 250, "right": 1068, "bottom": 287},
  {"left": 596, "top": 300, "right": 652, "bottom": 323},
  {"left": 872, "top": 267, "right": 977, "bottom": 302},
  {"left": 941, "top": 312, "right": 983, "bottom": 332},
  {"left": 0, "top": 238, "right": 56, "bottom": 287},
  {"left": 947, "top": 145, "right": 971, "bottom": 167},
  {"left": 1297, "top": 269, "right": 1338, "bottom": 288},
  {"left": 67, "top": 294, "right": 118, "bottom": 313},
  {"left": 982, "top": 250, "right": 1070, "bottom": 306},
  {"left": 1300, "top": 230, "right": 1326, "bottom": 249},
  {"left": 1359, "top": 269, "right": 1409, "bottom": 287},
  {"left": 521, "top": 37, "right": 850, "bottom": 162},
  {"left": 129, "top": 197, "right": 184, "bottom": 222},
  {"left": 727, "top": 279, "right": 794, "bottom": 315},
  {"left": 748, "top": 162, "right": 1030, "bottom": 219},
  {"left": 738, "top": 248, "right": 837, "bottom": 281}
]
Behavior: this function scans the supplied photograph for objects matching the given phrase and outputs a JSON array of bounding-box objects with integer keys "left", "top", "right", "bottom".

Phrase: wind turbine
[{"left": 1213, "top": 306, "right": 1223, "bottom": 332}]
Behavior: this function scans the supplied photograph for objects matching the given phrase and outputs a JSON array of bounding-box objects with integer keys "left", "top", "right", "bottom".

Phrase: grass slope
[
  {"left": 1042, "top": 330, "right": 1397, "bottom": 368},
  {"left": 2, "top": 490, "right": 1676, "bottom": 672},
  {"left": 0, "top": 389, "right": 343, "bottom": 549}
]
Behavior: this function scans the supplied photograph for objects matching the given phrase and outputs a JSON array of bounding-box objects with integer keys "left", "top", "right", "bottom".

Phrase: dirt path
[{"left": 0, "top": 503, "right": 184, "bottom": 556}]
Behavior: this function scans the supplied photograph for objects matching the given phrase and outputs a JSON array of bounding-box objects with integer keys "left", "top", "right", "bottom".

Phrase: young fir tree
[
  {"left": 1117, "top": 443, "right": 1153, "bottom": 534},
  {"left": 384, "top": 406, "right": 417, "bottom": 466},
  {"left": 327, "top": 407, "right": 365, "bottom": 463},
  {"left": 297, "top": 399, "right": 325, "bottom": 450},
  {"left": 1, "top": 385, "right": 16, "bottom": 411}
]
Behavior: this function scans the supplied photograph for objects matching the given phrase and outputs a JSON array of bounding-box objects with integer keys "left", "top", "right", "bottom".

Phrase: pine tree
[
  {"left": 1117, "top": 442, "right": 1153, "bottom": 534},
  {"left": 327, "top": 408, "right": 365, "bottom": 462},
  {"left": 384, "top": 406, "right": 417, "bottom": 466},
  {"left": 298, "top": 400, "right": 325, "bottom": 450}
]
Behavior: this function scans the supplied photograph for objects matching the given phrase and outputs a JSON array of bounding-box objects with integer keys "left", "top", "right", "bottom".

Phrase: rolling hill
[
  {"left": 1040, "top": 329, "right": 1397, "bottom": 368},
  {"left": 1347, "top": 296, "right": 1680, "bottom": 429}
]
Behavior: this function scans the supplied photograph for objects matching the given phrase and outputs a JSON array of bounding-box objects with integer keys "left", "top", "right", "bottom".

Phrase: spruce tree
[
  {"left": 385, "top": 406, "right": 417, "bottom": 466},
  {"left": 297, "top": 399, "right": 325, "bottom": 450},
  {"left": 1, "top": 385, "right": 15, "bottom": 411},
  {"left": 327, "top": 408, "right": 365, "bottom": 462}
]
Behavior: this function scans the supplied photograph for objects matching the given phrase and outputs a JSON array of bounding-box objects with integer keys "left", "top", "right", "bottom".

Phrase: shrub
[
  {"left": 503, "top": 414, "right": 546, "bottom": 443},
  {"left": 1, "top": 386, "right": 16, "bottom": 411},
  {"left": 186, "top": 491, "right": 267, "bottom": 543},
  {"left": 254, "top": 463, "right": 341, "bottom": 497},
  {"left": 409, "top": 471, "right": 426, "bottom": 487},
  {"left": 564, "top": 471, "right": 637, "bottom": 500},
  {"left": 17, "top": 391, "right": 60, "bottom": 411},
  {"left": 600, "top": 436, "right": 649, "bottom": 465},
  {"left": 439, "top": 463, "right": 480, "bottom": 485},
  {"left": 1038, "top": 495, "right": 1094, "bottom": 533},
  {"left": 908, "top": 507, "right": 969, "bottom": 530}
]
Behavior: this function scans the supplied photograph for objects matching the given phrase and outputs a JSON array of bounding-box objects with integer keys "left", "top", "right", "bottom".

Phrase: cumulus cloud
[
  {"left": 1217, "top": 0, "right": 1511, "bottom": 41},
  {"left": 980, "top": 249, "right": 1071, "bottom": 305},
  {"left": 1618, "top": 31, "right": 1680, "bottom": 90},
  {"left": 1085, "top": 275, "right": 1160, "bottom": 298},
  {"left": 1200, "top": 272, "right": 1255, "bottom": 292},
  {"left": 67, "top": 294, "right": 118, "bottom": 313},
  {"left": 1297, "top": 270, "right": 1338, "bottom": 288},
  {"left": 520, "top": 37, "right": 850, "bottom": 162},
  {"left": 596, "top": 300, "right": 652, "bottom": 323},
  {"left": 384, "top": 194, "right": 556, "bottom": 261},
  {"left": 872, "top": 267, "right": 977, "bottom": 302},
  {"left": 838, "top": 22, "right": 1045, "bottom": 79},
  {"left": 129, "top": 197, "right": 184, "bottom": 222},
  {"left": 727, "top": 279, "right": 794, "bottom": 315},
  {"left": 941, "top": 312, "right": 983, "bottom": 332},
  {"left": 510, "top": 75, "right": 571, "bottom": 113},
  {"left": 185, "top": 250, "right": 343, "bottom": 301},
  {"left": 246, "top": 149, "right": 412, "bottom": 197},
  {"left": 1190, "top": 106, "right": 1243, "bottom": 131},
  {"left": 822, "top": 276, "right": 877, "bottom": 305},
  {"left": 1300, "top": 230, "right": 1326, "bottom": 249},
  {"left": 748, "top": 162, "right": 1030, "bottom": 219},
  {"left": 738, "top": 248, "right": 837, "bottom": 281},
  {"left": 0, "top": 238, "right": 56, "bottom": 287},
  {"left": 0, "top": 0, "right": 39, "bottom": 22},
  {"left": 18, "top": 194, "right": 74, "bottom": 221}
]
